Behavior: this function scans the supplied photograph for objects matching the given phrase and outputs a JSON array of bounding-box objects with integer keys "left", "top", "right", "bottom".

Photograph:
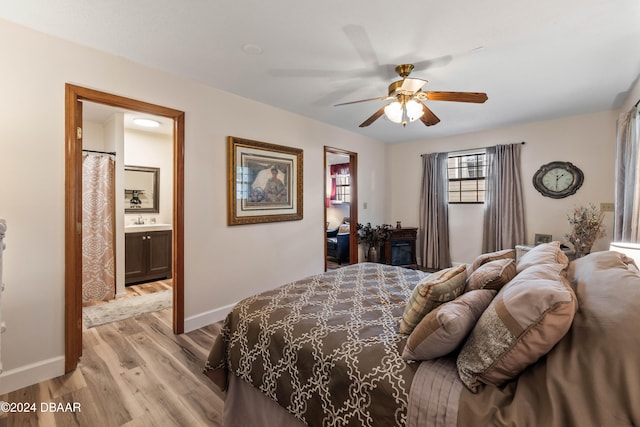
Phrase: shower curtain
[{"left": 82, "top": 152, "right": 116, "bottom": 303}]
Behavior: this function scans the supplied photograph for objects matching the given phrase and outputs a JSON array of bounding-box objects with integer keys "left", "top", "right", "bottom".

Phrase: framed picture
[
  {"left": 228, "top": 136, "right": 303, "bottom": 225},
  {"left": 535, "top": 233, "right": 552, "bottom": 245}
]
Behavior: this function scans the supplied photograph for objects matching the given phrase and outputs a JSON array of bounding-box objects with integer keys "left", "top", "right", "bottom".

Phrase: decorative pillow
[
  {"left": 516, "top": 241, "right": 569, "bottom": 273},
  {"left": 402, "top": 289, "right": 496, "bottom": 361},
  {"left": 457, "top": 266, "right": 577, "bottom": 393},
  {"left": 465, "top": 258, "right": 517, "bottom": 292},
  {"left": 399, "top": 264, "right": 467, "bottom": 335},
  {"left": 568, "top": 250, "right": 638, "bottom": 282},
  {"left": 469, "top": 249, "right": 516, "bottom": 273},
  {"left": 338, "top": 223, "right": 350, "bottom": 234}
]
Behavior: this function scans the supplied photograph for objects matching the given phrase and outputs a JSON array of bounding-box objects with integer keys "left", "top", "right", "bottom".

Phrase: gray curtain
[
  {"left": 482, "top": 143, "right": 525, "bottom": 252},
  {"left": 614, "top": 106, "right": 640, "bottom": 242},
  {"left": 418, "top": 152, "right": 451, "bottom": 269}
]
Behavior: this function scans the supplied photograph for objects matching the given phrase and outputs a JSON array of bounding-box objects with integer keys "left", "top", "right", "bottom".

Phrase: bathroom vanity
[{"left": 124, "top": 224, "right": 172, "bottom": 285}]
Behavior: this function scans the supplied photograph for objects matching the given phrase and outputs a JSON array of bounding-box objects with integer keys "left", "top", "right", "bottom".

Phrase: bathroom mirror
[{"left": 124, "top": 165, "right": 160, "bottom": 213}]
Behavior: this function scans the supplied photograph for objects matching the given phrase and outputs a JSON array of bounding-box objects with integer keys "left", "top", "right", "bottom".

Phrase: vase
[
  {"left": 574, "top": 243, "right": 591, "bottom": 258},
  {"left": 367, "top": 246, "right": 378, "bottom": 263}
]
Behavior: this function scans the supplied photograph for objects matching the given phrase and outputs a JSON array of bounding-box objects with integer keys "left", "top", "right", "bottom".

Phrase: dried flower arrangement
[
  {"left": 357, "top": 223, "right": 392, "bottom": 262},
  {"left": 356, "top": 222, "right": 392, "bottom": 247},
  {"left": 564, "top": 203, "right": 605, "bottom": 257}
]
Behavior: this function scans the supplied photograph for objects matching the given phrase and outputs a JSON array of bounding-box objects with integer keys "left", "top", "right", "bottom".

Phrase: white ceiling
[{"left": 2, "top": 0, "right": 639, "bottom": 144}]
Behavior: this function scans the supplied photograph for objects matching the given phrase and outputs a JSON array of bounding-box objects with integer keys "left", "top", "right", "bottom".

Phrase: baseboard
[
  {"left": 0, "top": 356, "right": 65, "bottom": 395},
  {"left": 184, "top": 302, "right": 235, "bottom": 333},
  {"left": 0, "top": 304, "right": 238, "bottom": 394}
]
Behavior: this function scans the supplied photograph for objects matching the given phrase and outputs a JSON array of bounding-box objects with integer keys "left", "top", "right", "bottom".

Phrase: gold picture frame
[{"left": 228, "top": 136, "right": 303, "bottom": 225}]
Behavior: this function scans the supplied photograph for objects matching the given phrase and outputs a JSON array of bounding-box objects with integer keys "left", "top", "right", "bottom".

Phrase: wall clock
[{"left": 532, "top": 161, "right": 584, "bottom": 199}]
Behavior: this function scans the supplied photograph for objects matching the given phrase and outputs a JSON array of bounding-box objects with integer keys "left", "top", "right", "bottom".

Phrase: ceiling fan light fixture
[
  {"left": 405, "top": 99, "right": 424, "bottom": 122},
  {"left": 384, "top": 101, "right": 403, "bottom": 124}
]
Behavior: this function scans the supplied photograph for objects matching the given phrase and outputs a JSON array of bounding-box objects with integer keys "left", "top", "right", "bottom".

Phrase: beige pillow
[
  {"left": 568, "top": 250, "right": 638, "bottom": 282},
  {"left": 338, "top": 223, "right": 350, "bottom": 234},
  {"left": 516, "top": 241, "right": 569, "bottom": 273},
  {"left": 402, "top": 289, "right": 496, "bottom": 361},
  {"left": 465, "top": 258, "right": 517, "bottom": 292},
  {"left": 469, "top": 249, "right": 516, "bottom": 273},
  {"left": 399, "top": 264, "right": 467, "bottom": 335},
  {"left": 457, "top": 265, "right": 577, "bottom": 393}
]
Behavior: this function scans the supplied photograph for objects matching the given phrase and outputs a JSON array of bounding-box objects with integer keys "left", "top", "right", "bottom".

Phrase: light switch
[{"left": 600, "top": 202, "right": 614, "bottom": 212}]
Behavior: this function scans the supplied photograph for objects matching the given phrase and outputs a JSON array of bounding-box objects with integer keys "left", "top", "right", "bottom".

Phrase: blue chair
[{"left": 327, "top": 226, "right": 350, "bottom": 264}]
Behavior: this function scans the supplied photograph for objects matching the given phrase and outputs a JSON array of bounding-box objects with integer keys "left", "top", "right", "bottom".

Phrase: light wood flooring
[
  {"left": 0, "top": 307, "right": 224, "bottom": 426},
  {"left": 82, "top": 280, "right": 173, "bottom": 308}
]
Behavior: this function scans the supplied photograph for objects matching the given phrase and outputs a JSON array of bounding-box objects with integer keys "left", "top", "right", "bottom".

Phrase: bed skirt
[{"left": 224, "top": 374, "right": 306, "bottom": 427}]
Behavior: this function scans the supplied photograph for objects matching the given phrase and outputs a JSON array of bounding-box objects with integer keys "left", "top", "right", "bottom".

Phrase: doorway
[
  {"left": 324, "top": 146, "right": 358, "bottom": 270},
  {"left": 65, "top": 84, "right": 185, "bottom": 372}
]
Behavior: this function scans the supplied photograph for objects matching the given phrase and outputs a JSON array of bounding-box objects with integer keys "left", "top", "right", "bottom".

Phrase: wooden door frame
[
  {"left": 65, "top": 84, "right": 185, "bottom": 372},
  {"left": 324, "top": 146, "right": 358, "bottom": 269}
]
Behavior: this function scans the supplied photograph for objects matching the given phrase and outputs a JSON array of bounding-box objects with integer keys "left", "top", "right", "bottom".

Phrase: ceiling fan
[{"left": 335, "top": 64, "right": 488, "bottom": 128}]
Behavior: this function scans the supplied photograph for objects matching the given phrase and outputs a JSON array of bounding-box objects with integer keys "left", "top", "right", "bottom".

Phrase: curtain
[
  {"left": 482, "top": 143, "right": 525, "bottom": 252},
  {"left": 82, "top": 153, "right": 116, "bottom": 303},
  {"left": 614, "top": 106, "right": 640, "bottom": 242},
  {"left": 329, "top": 163, "right": 349, "bottom": 200},
  {"left": 418, "top": 152, "right": 451, "bottom": 269}
]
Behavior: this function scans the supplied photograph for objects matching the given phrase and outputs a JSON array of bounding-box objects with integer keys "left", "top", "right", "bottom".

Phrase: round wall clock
[{"left": 532, "top": 161, "right": 584, "bottom": 199}]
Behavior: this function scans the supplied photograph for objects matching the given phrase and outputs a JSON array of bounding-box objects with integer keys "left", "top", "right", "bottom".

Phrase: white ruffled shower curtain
[{"left": 82, "top": 152, "right": 116, "bottom": 303}]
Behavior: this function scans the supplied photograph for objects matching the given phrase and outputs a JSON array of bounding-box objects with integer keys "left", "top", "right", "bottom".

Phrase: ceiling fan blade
[
  {"left": 420, "top": 103, "right": 440, "bottom": 126},
  {"left": 426, "top": 91, "right": 488, "bottom": 103},
  {"left": 334, "top": 96, "right": 392, "bottom": 107},
  {"left": 400, "top": 77, "right": 427, "bottom": 93},
  {"left": 359, "top": 106, "right": 386, "bottom": 127},
  {"left": 343, "top": 25, "right": 379, "bottom": 71}
]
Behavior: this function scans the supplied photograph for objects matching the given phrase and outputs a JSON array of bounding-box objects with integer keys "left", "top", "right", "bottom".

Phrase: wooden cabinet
[
  {"left": 125, "top": 230, "right": 172, "bottom": 285},
  {"left": 380, "top": 227, "right": 418, "bottom": 269}
]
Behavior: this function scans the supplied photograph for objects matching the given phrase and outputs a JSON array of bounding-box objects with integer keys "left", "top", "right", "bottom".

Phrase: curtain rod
[
  {"left": 82, "top": 149, "right": 116, "bottom": 155},
  {"left": 635, "top": 99, "right": 639, "bottom": 108},
  {"left": 421, "top": 141, "right": 525, "bottom": 157}
]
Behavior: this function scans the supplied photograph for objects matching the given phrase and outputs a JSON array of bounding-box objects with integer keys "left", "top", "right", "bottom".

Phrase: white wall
[
  {"left": 124, "top": 129, "right": 173, "bottom": 226},
  {"left": 387, "top": 110, "right": 619, "bottom": 265},
  {"left": 0, "top": 19, "right": 386, "bottom": 393},
  {"left": 326, "top": 204, "right": 350, "bottom": 229}
]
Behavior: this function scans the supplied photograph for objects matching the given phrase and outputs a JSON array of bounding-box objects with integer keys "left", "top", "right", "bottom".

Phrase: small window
[{"left": 448, "top": 152, "right": 487, "bottom": 203}]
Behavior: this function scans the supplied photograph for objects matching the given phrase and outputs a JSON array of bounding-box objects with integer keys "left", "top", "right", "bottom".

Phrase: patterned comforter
[
  {"left": 205, "top": 263, "right": 430, "bottom": 427},
  {"left": 206, "top": 252, "right": 640, "bottom": 427}
]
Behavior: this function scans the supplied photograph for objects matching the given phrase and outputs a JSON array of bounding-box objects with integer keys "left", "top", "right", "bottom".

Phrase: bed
[{"left": 205, "top": 243, "right": 640, "bottom": 427}]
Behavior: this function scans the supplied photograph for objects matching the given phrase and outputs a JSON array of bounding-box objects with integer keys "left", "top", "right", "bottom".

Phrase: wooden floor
[
  {"left": 83, "top": 279, "right": 173, "bottom": 308},
  {"left": 0, "top": 307, "right": 225, "bottom": 426}
]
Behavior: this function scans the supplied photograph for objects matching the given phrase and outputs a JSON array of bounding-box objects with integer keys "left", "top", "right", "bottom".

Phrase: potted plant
[
  {"left": 564, "top": 203, "right": 605, "bottom": 258},
  {"left": 357, "top": 222, "right": 392, "bottom": 262}
]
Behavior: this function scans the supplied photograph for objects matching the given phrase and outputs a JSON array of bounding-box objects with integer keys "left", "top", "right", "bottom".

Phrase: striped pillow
[
  {"left": 469, "top": 249, "right": 516, "bottom": 273},
  {"left": 399, "top": 264, "right": 467, "bottom": 335},
  {"left": 465, "top": 258, "right": 517, "bottom": 292}
]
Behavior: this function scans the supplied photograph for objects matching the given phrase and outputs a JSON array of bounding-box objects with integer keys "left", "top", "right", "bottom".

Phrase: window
[
  {"left": 448, "top": 151, "right": 487, "bottom": 203},
  {"left": 330, "top": 163, "right": 350, "bottom": 204}
]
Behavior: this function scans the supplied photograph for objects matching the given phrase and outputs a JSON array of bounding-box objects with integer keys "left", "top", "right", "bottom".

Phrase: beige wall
[
  {"left": 0, "top": 19, "right": 386, "bottom": 393},
  {"left": 387, "top": 110, "right": 619, "bottom": 265},
  {"left": 1, "top": 16, "right": 636, "bottom": 394}
]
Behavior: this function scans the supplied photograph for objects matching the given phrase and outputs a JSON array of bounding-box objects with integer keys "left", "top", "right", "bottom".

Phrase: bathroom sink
[{"left": 125, "top": 224, "right": 172, "bottom": 233}]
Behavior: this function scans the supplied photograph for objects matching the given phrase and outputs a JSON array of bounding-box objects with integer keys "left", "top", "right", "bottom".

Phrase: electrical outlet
[{"left": 600, "top": 202, "right": 614, "bottom": 212}]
